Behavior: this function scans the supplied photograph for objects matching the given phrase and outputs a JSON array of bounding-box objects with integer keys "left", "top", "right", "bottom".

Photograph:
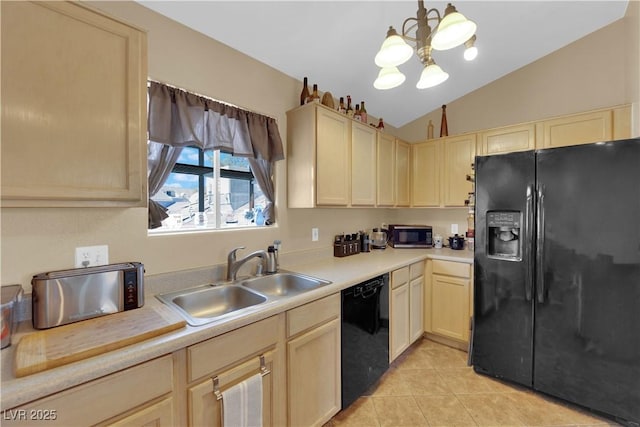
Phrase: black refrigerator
[{"left": 472, "top": 138, "right": 640, "bottom": 426}]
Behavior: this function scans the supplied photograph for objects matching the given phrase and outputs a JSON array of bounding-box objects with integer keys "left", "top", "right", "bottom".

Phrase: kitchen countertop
[{"left": 0, "top": 247, "right": 472, "bottom": 410}]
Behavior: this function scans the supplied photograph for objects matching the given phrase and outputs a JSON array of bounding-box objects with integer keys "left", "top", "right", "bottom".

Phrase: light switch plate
[
  {"left": 311, "top": 228, "right": 319, "bottom": 242},
  {"left": 451, "top": 224, "right": 459, "bottom": 234}
]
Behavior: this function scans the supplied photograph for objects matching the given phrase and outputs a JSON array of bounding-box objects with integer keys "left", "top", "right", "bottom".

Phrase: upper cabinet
[
  {"left": 351, "top": 122, "right": 377, "bottom": 207},
  {"left": 287, "top": 103, "right": 350, "bottom": 207},
  {"left": 395, "top": 139, "right": 411, "bottom": 207},
  {"left": 477, "top": 105, "right": 632, "bottom": 156},
  {"left": 376, "top": 132, "right": 396, "bottom": 207},
  {"left": 1, "top": 1, "right": 147, "bottom": 207},
  {"left": 480, "top": 123, "right": 536, "bottom": 156},
  {"left": 411, "top": 140, "right": 441, "bottom": 207}
]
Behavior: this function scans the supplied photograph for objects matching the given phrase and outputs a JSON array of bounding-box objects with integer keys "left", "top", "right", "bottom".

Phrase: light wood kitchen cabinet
[
  {"left": 390, "top": 262, "right": 424, "bottom": 362},
  {"left": 1, "top": 1, "right": 147, "bottom": 207},
  {"left": 3, "top": 356, "right": 175, "bottom": 427},
  {"left": 480, "top": 123, "right": 536, "bottom": 155},
  {"left": 409, "top": 262, "right": 425, "bottom": 343},
  {"left": 286, "top": 294, "right": 341, "bottom": 427},
  {"left": 390, "top": 267, "right": 410, "bottom": 362},
  {"left": 395, "top": 139, "right": 411, "bottom": 207},
  {"left": 411, "top": 140, "right": 442, "bottom": 207},
  {"left": 186, "top": 314, "right": 286, "bottom": 427},
  {"left": 538, "top": 109, "right": 613, "bottom": 149},
  {"left": 443, "top": 133, "right": 476, "bottom": 207},
  {"left": 351, "top": 121, "right": 378, "bottom": 206},
  {"left": 287, "top": 103, "right": 350, "bottom": 207},
  {"left": 377, "top": 132, "right": 396, "bottom": 207},
  {"left": 424, "top": 260, "right": 472, "bottom": 349}
]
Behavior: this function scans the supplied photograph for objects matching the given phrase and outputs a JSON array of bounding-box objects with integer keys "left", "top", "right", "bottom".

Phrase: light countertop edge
[{"left": 0, "top": 247, "right": 472, "bottom": 410}]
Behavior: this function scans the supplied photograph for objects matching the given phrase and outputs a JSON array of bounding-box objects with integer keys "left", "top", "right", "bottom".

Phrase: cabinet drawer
[
  {"left": 4, "top": 356, "right": 173, "bottom": 427},
  {"left": 410, "top": 261, "right": 425, "bottom": 279},
  {"left": 391, "top": 267, "right": 409, "bottom": 289},
  {"left": 287, "top": 293, "right": 340, "bottom": 338},
  {"left": 432, "top": 260, "right": 470, "bottom": 278},
  {"left": 188, "top": 314, "right": 283, "bottom": 382}
]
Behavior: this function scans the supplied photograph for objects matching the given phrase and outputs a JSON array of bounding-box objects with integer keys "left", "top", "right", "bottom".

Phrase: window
[{"left": 150, "top": 147, "right": 265, "bottom": 231}]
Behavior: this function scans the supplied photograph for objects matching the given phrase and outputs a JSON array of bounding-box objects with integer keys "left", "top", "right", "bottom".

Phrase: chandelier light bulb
[
  {"left": 374, "top": 66, "right": 406, "bottom": 90},
  {"left": 464, "top": 45, "right": 478, "bottom": 61}
]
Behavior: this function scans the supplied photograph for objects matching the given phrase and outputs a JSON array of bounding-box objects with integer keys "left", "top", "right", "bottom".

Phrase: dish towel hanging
[{"left": 221, "top": 373, "right": 263, "bottom": 427}]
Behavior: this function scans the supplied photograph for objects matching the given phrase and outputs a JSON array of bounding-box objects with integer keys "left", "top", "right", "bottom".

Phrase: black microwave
[{"left": 388, "top": 225, "right": 433, "bottom": 248}]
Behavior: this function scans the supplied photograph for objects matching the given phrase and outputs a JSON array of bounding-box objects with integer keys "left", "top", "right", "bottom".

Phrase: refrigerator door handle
[
  {"left": 536, "top": 185, "right": 546, "bottom": 303},
  {"left": 524, "top": 185, "right": 534, "bottom": 302}
]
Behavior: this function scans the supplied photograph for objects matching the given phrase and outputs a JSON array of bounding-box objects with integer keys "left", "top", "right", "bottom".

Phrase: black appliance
[
  {"left": 341, "top": 274, "right": 389, "bottom": 409},
  {"left": 388, "top": 224, "right": 433, "bottom": 248},
  {"left": 472, "top": 138, "right": 640, "bottom": 426}
]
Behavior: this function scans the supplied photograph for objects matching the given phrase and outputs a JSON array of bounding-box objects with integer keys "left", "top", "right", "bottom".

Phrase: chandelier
[{"left": 373, "top": 1, "right": 478, "bottom": 90}]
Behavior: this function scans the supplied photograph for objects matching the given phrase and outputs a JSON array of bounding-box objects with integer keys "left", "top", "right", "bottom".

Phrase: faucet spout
[{"left": 226, "top": 248, "right": 268, "bottom": 281}]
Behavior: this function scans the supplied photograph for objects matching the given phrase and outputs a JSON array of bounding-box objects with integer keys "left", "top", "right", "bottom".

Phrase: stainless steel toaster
[{"left": 32, "top": 262, "right": 144, "bottom": 329}]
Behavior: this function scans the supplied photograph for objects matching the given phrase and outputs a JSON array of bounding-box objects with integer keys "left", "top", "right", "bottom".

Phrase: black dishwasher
[{"left": 341, "top": 274, "right": 389, "bottom": 409}]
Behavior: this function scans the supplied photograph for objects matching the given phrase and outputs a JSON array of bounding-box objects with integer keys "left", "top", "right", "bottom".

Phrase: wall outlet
[
  {"left": 451, "top": 224, "right": 459, "bottom": 234},
  {"left": 311, "top": 228, "right": 319, "bottom": 242},
  {"left": 75, "top": 245, "right": 109, "bottom": 268}
]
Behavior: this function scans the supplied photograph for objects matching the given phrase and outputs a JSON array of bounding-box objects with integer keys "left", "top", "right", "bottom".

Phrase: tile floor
[{"left": 328, "top": 338, "right": 621, "bottom": 427}]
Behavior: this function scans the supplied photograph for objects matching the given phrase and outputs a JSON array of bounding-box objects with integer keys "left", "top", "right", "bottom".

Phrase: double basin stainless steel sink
[{"left": 156, "top": 272, "right": 332, "bottom": 326}]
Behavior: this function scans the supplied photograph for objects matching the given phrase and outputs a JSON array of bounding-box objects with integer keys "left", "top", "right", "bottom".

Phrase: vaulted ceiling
[{"left": 137, "top": 1, "right": 629, "bottom": 128}]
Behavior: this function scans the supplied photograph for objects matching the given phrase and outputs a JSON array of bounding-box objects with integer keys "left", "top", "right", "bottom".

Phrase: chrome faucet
[{"left": 226, "top": 247, "right": 268, "bottom": 281}]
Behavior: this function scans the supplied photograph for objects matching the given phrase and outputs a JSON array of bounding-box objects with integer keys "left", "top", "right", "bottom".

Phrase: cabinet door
[
  {"left": 188, "top": 352, "right": 276, "bottom": 427},
  {"left": 106, "top": 397, "right": 174, "bottom": 427},
  {"left": 1, "top": 1, "right": 146, "bottom": 207},
  {"left": 480, "top": 123, "right": 536, "bottom": 155},
  {"left": 539, "top": 109, "right": 612, "bottom": 149},
  {"left": 316, "top": 108, "right": 350, "bottom": 206},
  {"left": 409, "top": 276, "right": 424, "bottom": 344},
  {"left": 288, "top": 319, "right": 341, "bottom": 427},
  {"left": 443, "top": 134, "right": 476, "bottom": 207},
  {"left": 395, "top": 139, "right": 411, "bottom": 207},
  {"left": 411, "top": 140, "right": 441, "bottom": 207},
  {"left": 390, "top": 283, "right": 410, "bottom": 362},
  {"left": 351, "top": 121, "right": 377, "bottom": 206},
  {"left": 376, "top": 132, "right": 396, "bottom": 206},
  {"left": 431, "top": 275, "right": 470, "bottom": 343}
]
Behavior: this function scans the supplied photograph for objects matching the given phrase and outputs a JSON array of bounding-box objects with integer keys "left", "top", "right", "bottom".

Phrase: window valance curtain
[
  {"left": 147, "top": 81, "right": 285, "bottom": 228},
  {"left": 148, "top": 81, "right": 284, "bottom": 161}
]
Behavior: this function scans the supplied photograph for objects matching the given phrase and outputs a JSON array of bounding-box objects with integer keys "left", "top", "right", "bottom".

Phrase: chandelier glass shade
[
  {"left": 373, "top": 1, "right": 477, "bottom": 90},
  {"left": 374, "top": 66, "right": 406, "bottom": 90}
]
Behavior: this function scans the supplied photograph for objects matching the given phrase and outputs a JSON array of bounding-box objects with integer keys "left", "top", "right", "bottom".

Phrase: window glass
[{"left": 150, "top": 149, "right": 265, "bottom": 232}]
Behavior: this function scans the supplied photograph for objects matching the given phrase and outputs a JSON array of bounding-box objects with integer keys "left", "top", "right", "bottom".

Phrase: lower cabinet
[
  {"left": 424, "top": 259, "right": 473, "bottom": 349},
  {"left": 286, "top": 294, "right": 341, "bottom": 427},
  {"left": 3, "top": 355, "right": 175, "bottom": 427},
  {"left": 390, "top": 262, "right": 425, "bottom": 362},
  {"left": 185, "top": 314, "right": 286, "bottom": 427}
]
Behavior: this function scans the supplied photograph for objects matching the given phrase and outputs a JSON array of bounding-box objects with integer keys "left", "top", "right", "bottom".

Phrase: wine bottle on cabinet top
[
  {"left": 300, "top": 77, "right": 309, "bottom": 106},
  {"left": 307, "top": 84, "right": 320, "bottom": 103},
  {"left": 354, "top": 105, "right": 362, "bottom": 121},
  {"left": 427, "top": 119, "right": 434, "bottom": 139},
  {"left": 360, "top": 101, "right": 367, "bottom": 124},
  {"left": 440, "top": 104, "right": 448, "bottom": 137},
  {"left": 346, "top": 95, "right": 354, "bottom": 117},
  {"left": 338, "top": 97, "right": 346, "bottom": 113}
]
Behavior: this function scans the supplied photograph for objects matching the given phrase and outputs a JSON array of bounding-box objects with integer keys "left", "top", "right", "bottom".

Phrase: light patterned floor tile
[
  {"left": 331, "top": 396, "right": 381, "bottom": 427},
  {"left": 371, "top": 396, "right": 429, "bottom": 427},
  {"left": 414, "top": 394, "right": 479, "bottom": 426}
]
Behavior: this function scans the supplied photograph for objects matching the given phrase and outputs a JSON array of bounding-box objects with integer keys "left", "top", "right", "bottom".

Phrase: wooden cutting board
[{"left": 14, "top": 304, "right": 186, "bottom": 377}]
